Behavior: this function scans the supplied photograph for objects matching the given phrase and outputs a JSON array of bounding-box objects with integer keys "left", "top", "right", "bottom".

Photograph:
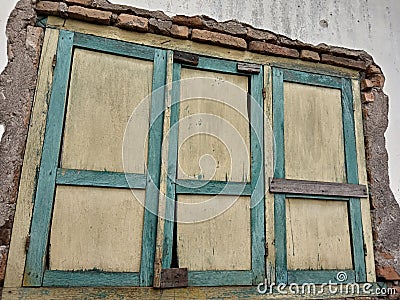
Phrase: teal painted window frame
[
  {"left": 272, "top": 67, "right": 366, "bottom": 285},
  {"left": 24, "top": 30, "right": 168, "bottom": 287},
  {"left": 161, "top": 56, "right": 266, "bottom": 286}
]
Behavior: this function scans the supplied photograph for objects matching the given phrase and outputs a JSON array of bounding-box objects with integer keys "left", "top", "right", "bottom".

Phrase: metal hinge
[
  {"left": 52, "top": 54, "right": 57, "bottom": 68},
  {"left": 173, "top": 51, "right": 199, "bottom": 66},
  {"left": 25, "top": 235, "right": 31, "bottom": 253},
  {"left": 262, "top": 87, "right": 267, "bottom": 100},
  {"left": 160, "top": 268, "right": 188, "bottom": 288}
]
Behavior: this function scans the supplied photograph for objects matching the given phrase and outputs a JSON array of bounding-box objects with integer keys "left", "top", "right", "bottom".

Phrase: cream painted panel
[
  {"left": 178, "top": 68, "right": 250, "bottom": 182},
  {"left": 61, "top": 49, "right": 152, "bottom": 173},
  {"left": 49, "top": 186, "right": 145, "bottom": 272},
  {"left": 286, "top": 198, "right": 353, "bottom": 270},
  {"left": 177, "top": 195, "right": 251, "bottom": 271},
  {"left": 284, "top": 82, "right": 346, "bottom": 182}
]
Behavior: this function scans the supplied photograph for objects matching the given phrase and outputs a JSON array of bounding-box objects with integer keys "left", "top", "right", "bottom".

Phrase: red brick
[
  {"left": 361, "top": 79, "right": 374, "bottom": 91},
  {"left": 173, "top": 15, "right": 204, "bottom": 28},
  {"left": 300, "top": 49, "right": 320, "bottom": 61},
  {"left": 116, "top": 14, "right": 148, "bottom": 32},
  {"left": 25, "top": 26, "right": 44, "bottom": 68},
  {"left": 362, "top": 91, "right": 375, "bottom": 103},
  {"left": 36, "top": 1, "right": 65, "bottom": 16},
  {"left": 376, "top": 266, "right": 400, "bottom": 280},
  {"left": 247, "top": 27, "right": 277, "bottom": 42},
  {"left": 321, "top": 54, "right": 366, "bottom": 70},
  {"left": 65, "top": 0, "right": 92, "bottom": 6},
  {"left": 68, "top": 6, "right": 112, "bottom": 25},
  {"left": 366, "top": 64, "right": 382, "bottom": 75},
  {"left": 191, "top": 29, "right": 247, "bottom": 50},
  {"left": 170, "top": 24, "right": 189, "bottom": 39},
  {"left": 248, "top": 41, "right": 299, "bottom": 58},
  {"left": 369, "top": 74, "right": 385, "bottom": 88}
]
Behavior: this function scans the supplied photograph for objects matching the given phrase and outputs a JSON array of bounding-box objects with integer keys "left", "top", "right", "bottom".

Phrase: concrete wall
[{"left": 1, "top": 1, "right": 398, "bottom": 202}]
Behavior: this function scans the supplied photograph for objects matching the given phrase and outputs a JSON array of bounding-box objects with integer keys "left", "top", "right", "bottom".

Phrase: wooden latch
[
  {"left": 160, "top": 268, "right": 188, "bottom": 288},
  {"left": 237, "top": 62, "right": 261, "bottom": 74},
  {"left": 173, "top": 51, "right": 199, "bottom": 66}
]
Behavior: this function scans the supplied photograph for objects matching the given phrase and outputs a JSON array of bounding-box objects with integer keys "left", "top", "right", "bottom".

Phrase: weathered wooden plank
[
  {"left": 173, "top": 51, "right": 198, "bottom": 65},
  {"left": 24, "top": 30, "right": 74, "bottom": 286},
  {"left": 237, "top": 62, "right": 261, "bottom": 74},
  {"left": 4, "top": 284, "right": 385, "bottom": 299},
  {"left": 177, "top": 195, "right": 251, "bottom": 271},
  {"left": 3, "top": 29, "right": 59, "bottom": 288},
  {"left": 196, "top": 56, "right": 240, "bottom": 74},
  {"left": 178, "top": 67, "right": 250, "bottom": 182},
  {"left": 282, "top": 68, "right": 342, "bottom": 88},
  {"left": 342, "top": 78, "right": 367, "bottom": 282},
  {"left": 153, "top": 50, "right": 174, "bottom": 288},
  {"left": 73, "top": 32, "right": 155, "bottom": 61},
  {"left": 249, "top": 70, "right": 265, "bottom": 284},
  {"left": 286, "top": 198, "right": 353, "bottom": 271},
  {"left": 352, "top": 79, "right": 376, "bottom": 282},
  {"left": 160, "top": 268, "right": 188, "bottom": 288},
  {"left": 287, "top": 270, "right": 355, "bottom": 284},
  {"left": 61, "top": 48, "right": 152, "bottom": 174},
  {"left": 140, "top": 49, "right": 168, "bottom": 286},
  {"left": 269, "top": 178, "right": 367, "bottom": 198},
  {"left": 272, "top": 67, "right": 287, "bottom": 284},
  {"left": 161, "top": 63, "right": 181, "bottom": 270},
  {"left": 175, "top": 179, "right": 251, "bottom": 195},
  {"left": 188, "top": 270, "right": 252, "bottom": 286},
  {"left": 49, "top": 186, "right": 145, "bottom": 272},
  {"left": 43, "top": 270, "right": 139, "bottom": 287},
  {"left": 283, "top": 81, "right": 346, "bottom": 183},
  {"left": 263, "top": 65, "right": 276, "bottom": 285},
  {"left": 56, "top": 168, "right": 146, "bottom": 189}
]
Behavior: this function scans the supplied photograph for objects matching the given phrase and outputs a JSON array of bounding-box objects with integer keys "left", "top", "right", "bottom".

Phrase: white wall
[{"left": 1, "top": 0, "right": 399, "bottom": 203}]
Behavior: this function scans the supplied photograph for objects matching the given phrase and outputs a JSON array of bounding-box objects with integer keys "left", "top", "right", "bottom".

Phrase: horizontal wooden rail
[{"left": 269, "top": 178, "right": 368, "bottom": 198}]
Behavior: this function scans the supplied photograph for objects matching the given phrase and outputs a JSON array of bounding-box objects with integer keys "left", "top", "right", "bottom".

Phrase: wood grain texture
[
  {"left": 47, "top": 17, "right": 360, "bottom": 79},
  {"left": 43, "top": 270, "right": 139, "bottom": 287},
  {"left": 56, "top": 168, "right": 146, "bottom": 189},
  {"left": 49, "top": 186, "right": 145, "bottom": 272},
  {"left": 263, "top": 65, "right": 276, "bottom": 285},
  {"left": 284, "top": 82, "right": 346, "bottom": 183},
  {"left": 286, "top": 198, "right": 353, "bottom": 270},
  {"left": 24, "top": 30, "right": 74, "bottom": 286},
  {"left": 237, "top": 62, "right": 261, "bottom": 74},
  {"left": 352, "top": 79, "right": 376, "bottom": 282},
  {"left": 269, "top": 178, "right": 367, "bottom": 198},
  {"left": 2, "top": 285, "right": 382, "bottom": 299},
  {"left": 176, "top": 195, "right": 251, "bottom": 271},
  {"left": 178, "top": 68, "right": 250, "bottom": 182},
  {"left": 3, "top": 29, "right": 60, "bottom": 288},
  {"left": 153, "top": 50, "right": 174, "bottom": 288},
  {"left": 61, "top": 48, "right": 152, "bottom": 173}
]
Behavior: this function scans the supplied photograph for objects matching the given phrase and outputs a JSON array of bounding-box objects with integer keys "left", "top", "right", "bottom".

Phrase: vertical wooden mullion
[
  {"left": 24, "top": 30, "right": 74, "bottom": 286},
  {"left": 250, "top": 71, "right": 266, "bottom": 284},
  {"left": 272, "top": 68, "right": 287, "bottom": 284},
  {"left": 162, "top": 63, "right": 181, "bottom": 269},
  {"left": 140, "top": 49, "right": 168, "bottom": 286},
  {"left": 341, "top": 78, "right": 366, "bottom": 282}
]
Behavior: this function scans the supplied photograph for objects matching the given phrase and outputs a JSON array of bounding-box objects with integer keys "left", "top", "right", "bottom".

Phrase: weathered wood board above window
[{"left": 2, "top": 14, "right": 378, "bottom": 299}]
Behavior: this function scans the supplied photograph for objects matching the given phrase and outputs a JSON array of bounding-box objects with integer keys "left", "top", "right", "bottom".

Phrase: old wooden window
[
  {"left": 24, "top": 31, "right": 167, "bottom": 287},
  {"left": 270, "top": 68, "right": 367, "bottom": 284},
  {"left": 22, "top": 28, "right": 371, "bottom": 290},
  {"left": 160, "top": 55, "right": 265, "bottom": 286}
]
